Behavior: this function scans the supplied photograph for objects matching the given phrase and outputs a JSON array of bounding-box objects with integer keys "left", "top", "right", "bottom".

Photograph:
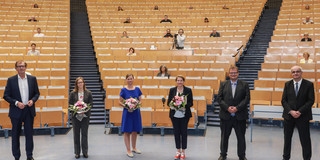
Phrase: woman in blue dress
[{"left": 119, "top": 74, "right": 143, "bottom": 158}]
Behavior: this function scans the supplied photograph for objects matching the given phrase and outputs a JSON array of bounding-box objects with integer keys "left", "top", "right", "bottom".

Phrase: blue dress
[{"left": 120, "top": 87, "right": 143, "bottom": 133}]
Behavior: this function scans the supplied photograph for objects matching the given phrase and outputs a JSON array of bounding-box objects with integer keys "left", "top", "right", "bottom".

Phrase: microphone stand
[{"left": 162, "top": 97, "right": 166, "bottom": 111}]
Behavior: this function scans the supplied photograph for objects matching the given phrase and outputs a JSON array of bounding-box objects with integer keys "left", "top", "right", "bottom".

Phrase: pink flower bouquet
[
  {"left": 123, "top": 97, "right": 141, "bottom": 112},
  {"left": 169, "top": 94, "right": 187, "bottom": 111},
  {"left": 69, "top": 101, "right": 92, "bottom": 116}
]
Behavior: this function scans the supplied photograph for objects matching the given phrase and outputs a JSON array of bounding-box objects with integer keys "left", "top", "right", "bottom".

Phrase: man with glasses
[
  {"left": 217, "top": 66, "right": 250, "bottom": 160},
  {"left": 3, "top": 60, "right": 40, "bottom": 160},
  {"left": 281, "top": 66, "right": 314, "bottom": 160}
]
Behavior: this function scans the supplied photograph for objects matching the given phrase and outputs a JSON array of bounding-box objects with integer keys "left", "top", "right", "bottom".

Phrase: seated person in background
[
  {"left": 300, "top": 52, "right": 313, "bottom": 63},
  {"left": 27, "top": 43, "right": 40, "bottom": 56},
  {"left": 204, "top": 17, "right": 209, "bottom": 23},
  {"left": 127, "top": 47, "right": 136, "bottom": 56},
  {"left": 157, "top": 65, "right": 170, "bottom": 78},
  {"left": 34, "top": 28, "right": 45, "bottom": 37},
  {"left": 223, "top": 5, "right": 229, "bottom": 9},
  {"left": 302, "top": 16, "right": 314, "bottom": 24},
  {"left": 164, "top": 29, "right": 173, "bottom": 38},
  {"left": 118, "top": 6, "right": 123, "bottom": 11},
  {"left": 210, "top": 29, "right": 220, "bottom": 37},
  {"left": 305, "top": 4, "right": 310, "bottom": 10},
  {"left": 301, "top": 33, "right": 312, "bottom": 41},
  {"left": 189, "top": 6, "right": 194, "bottom": 9},
  {"left": 124, "top": 17, "right": 131, "bottom": 23},
  {"left": 28, "top": 16, "right": 38, "bottom": 22},
  {"left": 154, "top": 5, "right": 159, "bottom": 10},
  {"left": 34, "top": 3, "right": 39, "bottom": 8},
  {"left": 121, "top": 31, "right": 129, "bottom": 38},
  {"left": 160, "top": 15, "right": 172, "bottom": 23}
]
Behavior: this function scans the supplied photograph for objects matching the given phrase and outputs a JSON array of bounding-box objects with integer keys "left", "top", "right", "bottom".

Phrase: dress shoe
[
  {"left": 15, "top": 158, "right": 19, "bottom": 160},
  {"left": 132, "top": 149, "right": 142, "bottom": 154},
  {"left": 75, "top": 154, "right": 80, "bottom": 159},
  {"left": 27, "top": 158, "right": 34, "bottom": 160},
  {"left": 180, "top": 153, "right": 186, "bottom": 160},
  {"left": 127, "top": 152, "right": 134, "bottom": 158},
  {"left": 218, "top": 155, "right": 226, "bottom": 160},
  {"left": 83, "top": 154, "right": 88, "bottom": 158},
  {"left": 239, "top": 157, "right": 247, "bottom": 160}
]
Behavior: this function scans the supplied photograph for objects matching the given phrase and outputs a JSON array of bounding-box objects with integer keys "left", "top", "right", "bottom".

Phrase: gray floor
[{"left": 0, "top": 125, "right": 319, "bottom": 160}]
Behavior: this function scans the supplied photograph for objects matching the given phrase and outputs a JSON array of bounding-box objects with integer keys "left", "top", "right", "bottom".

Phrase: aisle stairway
[{"left": 70, "top": 0, "right": 106, "bottom": 124}]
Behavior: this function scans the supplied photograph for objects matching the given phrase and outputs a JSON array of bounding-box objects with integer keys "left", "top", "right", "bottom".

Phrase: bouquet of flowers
[
  {"left": 123, "top": 97, "right": 141, "bottom": 112},
  {"left": 69, "top": 101, "right": 92, "bottom": 116},
  {"left": 169, "top": 93, "right": 188, "bottom": 111}
]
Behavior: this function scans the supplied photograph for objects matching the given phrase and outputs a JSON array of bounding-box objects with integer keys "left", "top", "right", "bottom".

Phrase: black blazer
[
  {"left": 3, "top": 74, "right": 40, "bottom": 118},
  {"left": 281, "top": 79, "right": 314, "bottom": 121},
  {"left": 156, "top": 72, "right": 170, "bottom": 78},
  {"left": 217, "top": 79, "right": 250, "bottom": 120},
  {"left": 69, "top": 90, "right": 93, "bottom": 117},
  {"left": 167, "top": 86, "right": 193, "bottom": 119}
]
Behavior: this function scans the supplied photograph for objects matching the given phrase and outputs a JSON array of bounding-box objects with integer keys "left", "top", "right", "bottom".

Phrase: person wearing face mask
[
  {"left": 119, "top": 74, "right": 143, "bottom": 158},
  {"left": 167, "top": 75, "right": 193, "bottom": 160}
]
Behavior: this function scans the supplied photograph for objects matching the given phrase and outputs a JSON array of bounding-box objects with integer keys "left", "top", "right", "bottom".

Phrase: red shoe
[
  {"left": 180, "top": 153, "right": 185, "bottom": 159},
  {"left": 174, "top": 152, "right": 181, "bottom": 159}
]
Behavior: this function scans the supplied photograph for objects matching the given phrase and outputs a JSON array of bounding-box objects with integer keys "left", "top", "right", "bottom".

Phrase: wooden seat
[{"left": 250, "top": 90, "right": 272, "bottom": 111}]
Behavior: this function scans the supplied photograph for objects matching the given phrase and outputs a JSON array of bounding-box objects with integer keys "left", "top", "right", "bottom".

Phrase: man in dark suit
[
  {"left": 3, "top": 60, "right": 40, "bottom": 160},
  {"left": 281, "top": 65, "right": 314, "bottom": 160},
  {"left": 217, "top": 66, "right": 250, "bottom": 160}
]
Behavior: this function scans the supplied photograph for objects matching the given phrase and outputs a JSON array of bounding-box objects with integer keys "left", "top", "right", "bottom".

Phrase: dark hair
[
  {"left": 73, "top": 77, "right": 87, "bottom": 92},
  {"left": 204, "top": 17, "right": 209, "bottom": 21},
  {"left": 229, "top": 65, "right": 239, "bottom": 72},
  {"left": 15, "top": 60, "right": 27, "bottom": 68},
  {"left": 126, "top": 74, "right": 134, "bottom": 79},
  {"left": 31, "top": 43, "right": 36, "bottom": 46},
  {"left": 129, "top": 47, "right": 135, "bottom": 53},
  {"left": 178, "top": 28, "right": 184, "bottom": 33},
  {"left": 34, "top": 4, "right": 38, "bottom": 8},
  {"left": 37, "top": 27, "right": 40, "bottom": 30},
  {"left": 159, "top": 64, "right": 168, "bottom": 74},
  {"left": 175, "top": 75, "right": 185, "bottom": 82}
]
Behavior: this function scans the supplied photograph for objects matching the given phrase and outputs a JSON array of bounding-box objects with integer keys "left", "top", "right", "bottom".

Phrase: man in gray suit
[{"left": 217, "top": 66, "right": 250, "bottom": 160}]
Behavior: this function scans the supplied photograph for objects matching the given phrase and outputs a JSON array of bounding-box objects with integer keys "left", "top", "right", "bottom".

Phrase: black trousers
[
  {"left": 171, "top": 117, "right": 190, "bottom": 149},
  {"left": 220, "top": 117, "right": 246, "bottom": 158},
  {"left": 176, "top": 46, "right": 184, "bottom": 50},
  {"left": 11, "top": 107, "right": 34, "bottom": 159},
  {"left": 283, "top": 118, "right": 311, "bottom": 160},
  {"left": 72, "top": 116, "right": 90, "bottom": 155}
]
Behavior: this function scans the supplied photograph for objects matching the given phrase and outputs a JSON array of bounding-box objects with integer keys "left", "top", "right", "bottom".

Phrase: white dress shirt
[
  {"left": 34, "top": 33, "right": 45, "bottom": 37},
  {"left": 16, "top": 74, "right": 29, "bottom": 105},
  {"left": 27, "top": 50, "right": 40, "bottom": 56}
]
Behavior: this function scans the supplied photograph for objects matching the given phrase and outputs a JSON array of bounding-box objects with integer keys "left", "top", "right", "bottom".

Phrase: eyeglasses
[
  {"left": 16, "top": 65, "right": 26, "bottom": 68},
  {"left": 78, "top": 82, "right": 84, "bottom": 84},
  {"left": 291, "top": 71, "right": 301, "bottom": 74},
  {"left": 229, "top": 72, "right": 238, "bottom": 75}
]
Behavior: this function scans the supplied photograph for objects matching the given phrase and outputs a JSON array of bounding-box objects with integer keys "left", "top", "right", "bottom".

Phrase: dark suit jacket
[
  {"left": 217, "top": 79, "right": 250, "bottom": 120},
  {"left": 3, "top": 74, "right": 40, "bottom": 119},
  {"left": 156, "top": 72, "right": 170, "bottom": 78},
  {"left": 69, "top": 90, "right": 93, "bottom": 117},
  {"left": 281, "top": 79, "right": 314, "bottom": 121},
  {"left": 167, "top": 86, "right": 193, "bottom": 119}
]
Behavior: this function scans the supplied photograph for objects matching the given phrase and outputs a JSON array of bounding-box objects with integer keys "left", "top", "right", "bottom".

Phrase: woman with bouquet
[
  {"left": 69, "top": 77, "right": 93, "bottom": 159},
  {"left": 167, "top": 75, "right": 193, "bottom": 160},
  {"left": 119, "top": 74, "right": 143, "bottom": 158}
]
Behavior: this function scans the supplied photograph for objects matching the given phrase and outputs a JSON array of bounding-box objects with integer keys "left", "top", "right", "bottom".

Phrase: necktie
[
  {"left": 232, "top": 83, "right": 236, "bottom": 98},
  {"left": 231, "top": 83, "right": 236, "bottom": 117},
  {"left": 295, "top": 83, "right": 299, "bottom": 96}
]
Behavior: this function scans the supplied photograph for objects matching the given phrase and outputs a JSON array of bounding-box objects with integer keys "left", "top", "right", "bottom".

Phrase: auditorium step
[{"left": 69, "top": 2, "right": 106, "bottom": 125}]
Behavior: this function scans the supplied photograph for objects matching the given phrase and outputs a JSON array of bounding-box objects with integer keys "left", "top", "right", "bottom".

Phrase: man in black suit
[
  {"left": 281, "top": 65, "right": 314, "bottom": 160},
  {"left": 217, "top": 66, "right": 250, "bottom": 160},
  {"left": 3, "top": 60, "right": 40, "bottom": 160}
]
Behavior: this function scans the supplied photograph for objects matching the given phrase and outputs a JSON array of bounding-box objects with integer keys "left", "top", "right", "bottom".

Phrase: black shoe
[
  {"left": 75, "top": 155, "right": 80, "bottom": 159},
  {"left": 239, "top": 157, "right": 247, "bottom": 160},
  {"left": 15, "top": 158, "right": 19, "bottom": 160},
  {"left": 83, "top": 154, "right": 88, "bottom": 158},
  {"left": 27, "top": 158, "right": 34, "bottom": 160},
  {"left": 218, "top": 155, "right": 226, "bottom": 160}
]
